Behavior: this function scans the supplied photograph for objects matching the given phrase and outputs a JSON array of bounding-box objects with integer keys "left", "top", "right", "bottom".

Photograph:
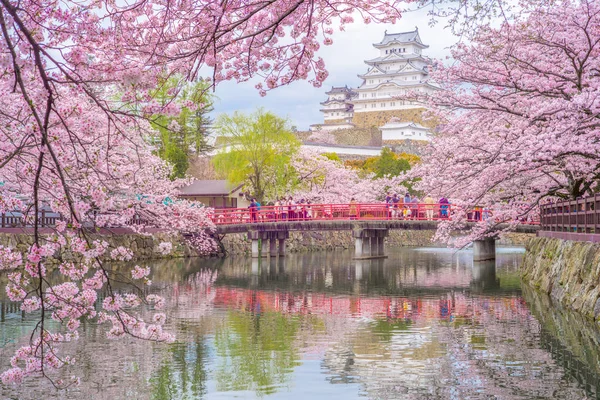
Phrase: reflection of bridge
[
  {"left": 210, "top": 250, "right": 523, "bottom": 297},
  {"left": 214, "top": 204, "right": 539, "bottom": 260}
]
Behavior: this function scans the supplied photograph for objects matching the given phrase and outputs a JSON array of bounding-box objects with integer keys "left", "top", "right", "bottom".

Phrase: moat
[{"left": 1, "top": 247, "right": 599, "bottom": 399}]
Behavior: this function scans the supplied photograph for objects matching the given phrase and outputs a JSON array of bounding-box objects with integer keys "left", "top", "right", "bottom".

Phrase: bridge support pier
[
  {"left": 251, "top": 238, "right": 260, "bottom": 258},
  {"left": 353, "top": 228, "right": 388, "bottom": 259},
  {"left": 278, "top": 238, "right": 286, "bottom": 256},
  {"left": 248, "top": 230, "right": 289, "bottom": 257},
  {"left": 260, "top": 239, "right": 269, "bottom": 258},
  {"left": 473, "top": 238, "right": 496, "bottom": 261}
]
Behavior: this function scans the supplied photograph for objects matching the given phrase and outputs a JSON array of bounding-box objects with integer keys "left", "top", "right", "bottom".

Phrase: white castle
[{"left": 311, "top": 28, "right": 436, "bottom": 143}]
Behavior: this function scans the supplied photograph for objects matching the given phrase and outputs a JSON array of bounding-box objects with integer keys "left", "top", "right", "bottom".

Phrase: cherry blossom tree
[
  {"left": 291, "top": 148, "right": 408, "bottom": 202},
  {"left": 306, "top": 130, "right": 337, "bottom": 145},
  {"left": 0, "top": 0, "right": 415, "bottom": 386},
  {"left": 415, "top": 0, "right": 600, "bottom": 242}
]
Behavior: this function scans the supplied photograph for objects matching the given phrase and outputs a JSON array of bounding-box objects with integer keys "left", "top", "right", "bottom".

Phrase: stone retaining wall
[
  {"left": 521, "top": 237, "right": 600, "bottom": 322},
  {"left": 352, "top": 109, "right": 436, "bottom": 129},
  {"left": 221, "top": 229, "right": 532, "bottom": 255},
  {"left": 0, "top": 232, "right": 199, "bottom": 262}
]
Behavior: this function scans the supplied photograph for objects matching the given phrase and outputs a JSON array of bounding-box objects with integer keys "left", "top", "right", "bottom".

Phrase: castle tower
[
  {"left": 350, "top": 28, "right": 437, "bottom": 131},
  {"left": 320, "top": 86, "right": 357, "bottom": 124}
]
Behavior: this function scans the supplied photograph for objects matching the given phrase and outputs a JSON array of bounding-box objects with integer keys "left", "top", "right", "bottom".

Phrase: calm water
[{"left": 1, "top": 247, "right": 600, "bottom": 399}]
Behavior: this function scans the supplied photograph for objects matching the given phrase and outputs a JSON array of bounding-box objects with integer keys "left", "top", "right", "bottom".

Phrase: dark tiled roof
[
  {"left": 375, "top": 29, "right": 426, "bottom": 46},
  {"left": 179, "top": 180, "right": 242, "bottom": 196},
  {"left": 325, "top": 85, "right": 356, "bottom": 95}
]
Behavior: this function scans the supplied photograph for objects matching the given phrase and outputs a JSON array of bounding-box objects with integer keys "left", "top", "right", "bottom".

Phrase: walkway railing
[
  {"left": 0, "top": 211, "right": 146, "bottom": 230},
  {"left": 0, "top": 210, "right": 61, "bottom": 228},
  {"left": 213, "top": 203, "right": 471, "bottom": 225},
  {"left": 540, "top": 196, "right": 600, "bottom": 233}
]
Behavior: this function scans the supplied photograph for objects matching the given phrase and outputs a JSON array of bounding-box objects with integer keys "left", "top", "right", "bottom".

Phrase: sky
[{"left": 209, "top": 7, "right": 461, "bottom": 131}]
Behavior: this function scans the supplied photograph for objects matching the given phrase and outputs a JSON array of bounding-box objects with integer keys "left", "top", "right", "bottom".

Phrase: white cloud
[{"left": 211, "top": 8, "right": 459, "bottom": 131}]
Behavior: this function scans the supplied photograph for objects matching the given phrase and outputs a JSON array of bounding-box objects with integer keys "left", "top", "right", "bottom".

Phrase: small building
[
  {"left": 179, "top": 180, "right": 249, "bottom": 209},
  {"left": 380, "top": 120, "right": 432, "bottom": 142}
]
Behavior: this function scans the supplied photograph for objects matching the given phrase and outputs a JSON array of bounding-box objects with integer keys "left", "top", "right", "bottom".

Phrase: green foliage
[
  {"left": 149, "top": 75, "right": 215, "bottom": 179},
  {"left": 163, "top": 141, "right": 189, "bottom": 179},
  {"left": 323, "top": 152, "right": 340, "bottom": 161},
  {"left": 212, "top": 109, "right": 300, "bottom": 202},
  {"left": 363, "top": 148, "right": 411, "bottom": 178}
]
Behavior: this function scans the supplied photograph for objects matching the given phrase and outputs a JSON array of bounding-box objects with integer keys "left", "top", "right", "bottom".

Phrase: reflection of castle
[{"left": 310, "top": 28, "right": 436, "bottom": 145}]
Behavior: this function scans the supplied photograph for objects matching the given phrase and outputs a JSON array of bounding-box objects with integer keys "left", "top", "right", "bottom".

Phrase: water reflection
[{"left": 0, "top": 247, "right": 597, "bottom": 399}]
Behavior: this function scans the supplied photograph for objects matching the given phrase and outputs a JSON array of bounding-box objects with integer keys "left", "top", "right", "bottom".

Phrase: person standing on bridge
[
  {"left": 385, "top": 192, "right": 393, "bottom": 220},
  {"left": 424, "top": 194, "right": 435, "bottom": 220},
  {"left": 349, "top": 198, "right": 358, "bottom": 220},
  {"left": 392, "top": 194, "right": 401, "bottom": 219},
  {"left": 410, "top": 195, "right": 419, "bottom": 220},
  {"left": 439, "top": 197, "right": 449, "bottom": 218},
  {"left": 249, "top": 198, "right": 258, "bottom": 223}
]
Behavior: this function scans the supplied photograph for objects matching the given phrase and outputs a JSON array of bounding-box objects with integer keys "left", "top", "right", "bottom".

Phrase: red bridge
[
  {"left": 211, "top": 203, "right": 507, "bottom": 225},
  {"left": 211, "top": 203, "right": 539, "bottom": 260}
]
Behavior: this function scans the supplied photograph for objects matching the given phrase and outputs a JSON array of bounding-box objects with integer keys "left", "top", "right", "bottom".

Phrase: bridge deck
[{"left": 215, "top": 219, "right": 540, "bottom": 235}]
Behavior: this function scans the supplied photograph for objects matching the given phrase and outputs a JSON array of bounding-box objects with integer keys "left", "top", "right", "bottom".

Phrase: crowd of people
[
  {"left": 248, "top": 196, "right": 315, "bottom": 222},
  {"left": 383, "top": 192, "right": 451, "bottom": 220},
  {"left": 243, "top": 193, "right": 460, "bottom": 222}
]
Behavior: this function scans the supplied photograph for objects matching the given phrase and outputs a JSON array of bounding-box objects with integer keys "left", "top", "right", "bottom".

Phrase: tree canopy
[
  {"left": 212, "top": 109, "right": 300, "bottom": 202},
  {"left": 415, "top": 0, "right": 600, "bottom": 243},
  {"left": 149, "top": 76, "right": 214, "bottom": 178}
]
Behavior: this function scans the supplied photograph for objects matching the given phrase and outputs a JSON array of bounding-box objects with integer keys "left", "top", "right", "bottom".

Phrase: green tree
[
  {"left": 212, "top": 109, "right": 300, "bottom": 202},
  {"left": 363, "top": 147, "right": 411, "bottom": 178},
  {"left": 323, "top": 152, "right": 340, "bottom": 161},
  {"left": 149, "top": 75, "right": 215, "bottom": 178}
]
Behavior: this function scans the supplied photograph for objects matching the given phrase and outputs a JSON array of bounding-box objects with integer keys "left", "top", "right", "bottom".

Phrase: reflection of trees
[
  {"left": 149, "top": 338, "right": 208, "bottom": 400},
  {"left": 317, "top": 293, "right": 590, "bottom": 400},
  {"left": 214, "top": 311, "right": 301, "bottom": 396},
  {"left": 523, "top": 285, "right": 600, "bottom": 397}
]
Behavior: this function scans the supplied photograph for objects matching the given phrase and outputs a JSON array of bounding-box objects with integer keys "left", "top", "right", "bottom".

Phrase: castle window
[
  {"left": 371, "top": 103, "right": 376, "bottom": 108},
  {"left": 382, "top": 103, "right": 386, "bottom": 107},
  {"left": 391, "top": 102, "right": 395, "bottom": 106},
  {"left": 371, "top": 93, "right": 376, "bottom": 98}
]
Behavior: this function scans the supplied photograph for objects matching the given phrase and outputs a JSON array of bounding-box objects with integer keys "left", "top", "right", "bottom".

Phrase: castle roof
[
  {"left": 365, "top": 53, "right": 428, "bottom": 65},
  {"left": 325, "top": 85, "right": 356, "bottom": 95},
  {"left": 373, "top": 28, "right": 429, "bottom": 49},
  {"left": 358, "top": 61, "right": 429, "bottom": 79}
]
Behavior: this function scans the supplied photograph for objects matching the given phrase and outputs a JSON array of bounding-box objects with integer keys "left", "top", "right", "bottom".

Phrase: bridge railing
[
  {"left": 212, "top": 203, "right": 474, "bottom": 225},
  {"left": 540, "top": 196, "right": 600, "bottom": 233}
]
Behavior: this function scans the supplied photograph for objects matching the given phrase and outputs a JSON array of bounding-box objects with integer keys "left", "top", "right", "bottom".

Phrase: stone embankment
[
  {"left": 0, "top": 230, "right": 534, "bottom": 262},
  {"left": 221, "top": 230, "right": 532, "bottom": 255},
  {"left": 0, "top": 232, "right": 198, "bottom": 262},
  {"left": 521, "top": 237, "right": 600, "bottom": 322}
]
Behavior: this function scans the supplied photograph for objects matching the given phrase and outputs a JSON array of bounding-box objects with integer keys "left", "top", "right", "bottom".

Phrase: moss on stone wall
[
  {"left": 352, "top": 108, "right": 437, "bottom": 129},
  {"left": 521, "top": 237, "right": 600, "bottom": 322}
]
